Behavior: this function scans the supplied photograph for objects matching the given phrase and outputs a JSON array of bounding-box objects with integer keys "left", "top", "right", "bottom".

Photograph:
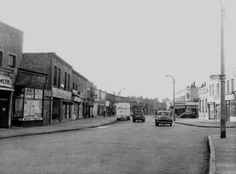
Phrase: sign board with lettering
[{"left": 0, "top": 75, "right": 12, "bottom": 88}]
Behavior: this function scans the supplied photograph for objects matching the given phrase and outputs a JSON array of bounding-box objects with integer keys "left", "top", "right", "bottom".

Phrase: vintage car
[
  {"left": 133, "top": 110, "right": 145, "bottom": 122},
  {"left": 155, "top": 110, "right": 173, "bottom": 126}
]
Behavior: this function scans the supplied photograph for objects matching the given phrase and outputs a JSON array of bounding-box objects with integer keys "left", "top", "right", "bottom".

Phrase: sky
[{"left": 1, "top": 0, "right": 236, "bottom": 101}]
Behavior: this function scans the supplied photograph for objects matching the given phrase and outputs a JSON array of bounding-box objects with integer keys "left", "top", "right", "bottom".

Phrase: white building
[{"left": 198, "top": 83, "right": 208, "bottom": 120}]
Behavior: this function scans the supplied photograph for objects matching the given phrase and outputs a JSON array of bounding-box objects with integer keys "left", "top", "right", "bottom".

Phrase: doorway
[{"left": 0, "top": 92, "right": 10, "bottom": 128}]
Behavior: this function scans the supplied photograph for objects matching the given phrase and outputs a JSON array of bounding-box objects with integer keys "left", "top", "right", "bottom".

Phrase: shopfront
[
  {"left": 51, "top": 87, "right": 72, "bottom": 122},
  {"left": 0, "top": 68, "right": 14, "bottom": 128},
  {"left": 13, "top": 69, "right": 47, "bottom": 127},
  {"left": 72, "top": 94, "right": 82, "bottom": 120},
  {"left": 14, "top": 88, "right": 44, "bottom": 126}
]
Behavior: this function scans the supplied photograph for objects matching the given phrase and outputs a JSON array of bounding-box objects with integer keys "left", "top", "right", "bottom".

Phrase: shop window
[
  {"left": 52, "top": 100, "right": 60, "bottom": 120},
  {"left": 0, "top": 51, "right": 2, "bottom": 67},
  {"left": 14, "top": 88, "right": 43, "bottom": 121},
  {"left": 226, "top": 80, "right": 229, "bottom": 94},
  {"left": 8, "top": 54, "right": 16, "bottom": 67},
  {"left": 230, "top": 101, "right": 236, "bottom": 117},
  {"left": 231, "top": 79, "right": 234, "bottom": 92}
]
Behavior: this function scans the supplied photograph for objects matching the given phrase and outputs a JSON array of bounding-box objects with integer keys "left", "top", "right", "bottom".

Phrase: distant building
[
  {"left": 175, "top": 82, "right": 200, "bottom": 116},
  {"left": 225, "top": 68, "right": 236, "bottom": 122},
  {"left": 198, "top": 83, "right": 208, "bottom": 120}
]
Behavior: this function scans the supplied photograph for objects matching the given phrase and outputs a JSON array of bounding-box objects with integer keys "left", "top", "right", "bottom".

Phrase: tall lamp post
[
  {"left": 218, "top": 0, "right": 226, "bottom": 138},
  {"left": 165, "top": 74, "right": 175, "bottom": 121}
]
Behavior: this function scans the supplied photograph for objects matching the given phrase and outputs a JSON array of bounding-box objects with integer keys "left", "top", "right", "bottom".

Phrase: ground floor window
[
  {"left": 230, "top": 100, "right": 236, "bottom": 117},
  {"left": 14, "top": 88, "right": 43, "bottom": 121},
  {"left": 52, "top": 99, "right": 60, "bottom": 120}
]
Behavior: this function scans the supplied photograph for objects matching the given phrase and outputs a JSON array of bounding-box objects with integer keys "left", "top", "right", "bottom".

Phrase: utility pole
[{"left": 219, "top": 0, "right": 226, "bottom": 138}]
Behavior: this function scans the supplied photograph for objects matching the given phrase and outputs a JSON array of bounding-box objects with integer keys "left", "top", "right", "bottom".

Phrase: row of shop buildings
[
  {"left": 0, "top": 22, "right": 125, "bottom": 128},
  {"left": 198, "top": 71, "right": 236, "bottom": 122},
  {"left": 174, "top": 74, "right": 236, "bottom": 122}
]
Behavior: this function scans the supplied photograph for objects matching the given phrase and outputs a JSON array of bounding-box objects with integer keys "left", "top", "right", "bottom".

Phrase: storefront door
[{"left": 0, "top": 97, "right": 9, "bottom": 128}]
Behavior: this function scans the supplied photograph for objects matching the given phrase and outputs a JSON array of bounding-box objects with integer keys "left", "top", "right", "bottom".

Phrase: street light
[
  {"left": 165, "top": 74, "right": 175, "bottom": 121},
  {"left": 218, "top": 0, "right": 226, "bottom": 138}
]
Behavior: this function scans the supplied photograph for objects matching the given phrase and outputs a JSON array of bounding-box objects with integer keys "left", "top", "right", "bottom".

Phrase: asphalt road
[{"left": 0, "top": 116, "right": 234, "bottom": 174}]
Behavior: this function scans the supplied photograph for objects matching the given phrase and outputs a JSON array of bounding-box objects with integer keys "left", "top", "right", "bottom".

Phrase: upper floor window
[
  {"left": 58, "top": 68, "right": 61, "bottom": 88},
  {"left": 231, "top": 79, "right": 234, "bottom": 92},
  {"left": 209, "top": 85, "right": 212, "bottom": 96},
  {"left": 68, "top": 74, "right": 70, "bottom": 91},
  {"left": 212, "top": 84, "right": 214, "bottom": 96},
  {"left": 227, "top": 80, "right": 229, "bottom": 94},
  {"left": 217, "top": 83, "right": 220, "bottom": 95},
  {"left": 9, "top": 54, "right": 16, "bottom": 67},
  {"left": 53, "top": 66, "right": 57, "bottom": 87},
  {"left": 0, "top": 51, "right": 2, "bottom": 67},
  {"left": 64, "top": 72, "right": 67, "bottom": 90}
]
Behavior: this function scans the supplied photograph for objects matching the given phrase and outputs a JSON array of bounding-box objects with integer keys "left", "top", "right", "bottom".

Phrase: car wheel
[
  {"left": 156, "top": 123, "right": 158, "bottom": 126},
  {"left": 133, "top": 119, "right": 135, "bottom": 122},
  {"left": 170, "top": 123, "right": 172, "bottom": 126},
  {"left": 143, "top": 119, "right": 145, "bottom": 122}
]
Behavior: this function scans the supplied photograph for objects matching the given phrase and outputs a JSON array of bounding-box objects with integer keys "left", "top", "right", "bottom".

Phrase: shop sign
[
  {"left": 73, "top": 96, "right": 81, "bottom": 102},
  {"left": 105, "top": 101, "right": 110, "bottom": 106},
  {"left": 52, "top": 87, "right": 72, "bottom": 100},
  {"left": 0, "top": 68, "right": 13, "bottom": 77},
  {"left": 0, "top": 75, "right": 12, "bottom": 88}
]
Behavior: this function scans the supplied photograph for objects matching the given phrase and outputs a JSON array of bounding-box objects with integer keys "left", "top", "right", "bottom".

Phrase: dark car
[
  {"left": 155, "top": 110, "right": 173, "bottom": 126},
  {"left": 180, "top": 112, "right": 198, "bottom": 118},
  {"left": 133, "top": 111, "right": 145, "bottom": 122}
]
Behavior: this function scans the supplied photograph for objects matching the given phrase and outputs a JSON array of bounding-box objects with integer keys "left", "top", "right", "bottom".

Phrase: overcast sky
[{"left": 1, "top": 0, "right": 236, "bottom": 100}]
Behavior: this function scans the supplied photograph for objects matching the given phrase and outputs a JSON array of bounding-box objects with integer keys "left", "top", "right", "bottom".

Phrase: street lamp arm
[{"left": 165, "top": 74, "right": 175, "bottom": 81}]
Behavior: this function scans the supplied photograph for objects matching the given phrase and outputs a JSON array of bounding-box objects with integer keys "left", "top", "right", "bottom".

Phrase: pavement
[
  {"left": 175, "top": 118, "right": 236, "bottom": 174},
  {"left": 175, "top": 118, "right": 236, "bottom": 128},
  {"left": 0, "top": 116, "right": 117, "bottom": 139}
]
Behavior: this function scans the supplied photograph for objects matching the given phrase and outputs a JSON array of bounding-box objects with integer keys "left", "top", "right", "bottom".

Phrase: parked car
[
  {"left": 155, "top": 110, "right": 173, "bottom": 126},
  {"left": 133, "top": 111, "right": 145, "bottom": 122},
  {"left": 180, "top": 112, "right": 198, "bottom": 118}
]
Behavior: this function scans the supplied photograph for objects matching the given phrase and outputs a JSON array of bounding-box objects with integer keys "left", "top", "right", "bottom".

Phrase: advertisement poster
[
  {"left": 25, "top": 88, "right": 34, "bottom": 99},
  {"left": 35, "top": 89, "right": 43, "bottom": 99},
  {"left": 24, "top": 99, "right": 42, "bottom": 120}
]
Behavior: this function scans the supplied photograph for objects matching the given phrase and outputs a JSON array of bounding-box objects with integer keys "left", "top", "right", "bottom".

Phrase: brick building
[
  {"left": 0, "top": 22, "right": 23, "bottom": 128},
  {"left": 72, "top": 69, "right": 88, "bottom": 119},
  {"left": 21, "top": 53, "right": 73, "bottom": 124}
]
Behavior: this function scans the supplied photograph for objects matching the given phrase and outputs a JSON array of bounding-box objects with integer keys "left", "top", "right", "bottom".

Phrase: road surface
[{"left": 0, "top": 116, "right": 234, "bottom": 174}]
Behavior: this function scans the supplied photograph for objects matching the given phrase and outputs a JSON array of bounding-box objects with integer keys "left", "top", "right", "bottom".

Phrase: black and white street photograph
[{"left": 0, "top": 0, "right": 236, "bottom": 173}]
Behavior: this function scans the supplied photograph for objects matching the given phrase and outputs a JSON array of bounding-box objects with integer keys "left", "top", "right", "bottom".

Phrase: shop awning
[
  {"left": 15, "top": 68, "right": 47, "bottom": 89},
  {"left": 0, "top": 86, "right": 14, "bottom": 91}
]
